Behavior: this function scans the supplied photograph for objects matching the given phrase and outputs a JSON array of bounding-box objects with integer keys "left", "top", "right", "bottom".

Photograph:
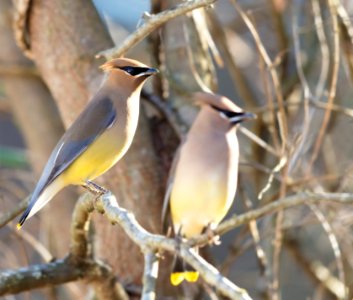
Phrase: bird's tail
[
  {"left": 170, "top": 249, "right": 199, "bottom": 286},
  {"left": 17, "top": 178, "right": 64, "bottom": 229}
]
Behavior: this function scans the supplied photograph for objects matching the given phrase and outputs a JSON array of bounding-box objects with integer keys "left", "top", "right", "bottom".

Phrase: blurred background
[{"left": 1, "top": 0, "right": 353, "bottom": 299}]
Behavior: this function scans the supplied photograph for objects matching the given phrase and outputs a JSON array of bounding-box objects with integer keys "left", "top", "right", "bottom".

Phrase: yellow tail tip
[
  {"left": 16, "top": 223, "right": 22, "bottom": 230},
  {"left": 170, "top": 271, "right": 199, "bottom": 286},
  {"left": 185, "top": 271, "right": 199, "bottom": 283},
  {"left": 170, "top": 272, "right": 185, "bottom": 286}
]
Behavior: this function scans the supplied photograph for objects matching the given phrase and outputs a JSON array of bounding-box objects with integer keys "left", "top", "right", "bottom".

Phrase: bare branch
[
  {"left": 3, "top": 189, "right": 353, "bottom": 299},
  {"left": 205, "top": 9, "right": 258, "bottom": 107},
  {"left": 0, "top": 257, "right": 102, "bottom": 296},
  {"left": 141, "top": 251, "right": 159, "bottom": 300},
  {"left": 141, "top": 89, "right": 183, "bottom": 140},
  {"left": 231, "top": 0, "right": 288, "bottom": 149},
  {"left": 285, "top": 237, "right": 346, "bottom": 299},
  {"left": 309, "top": 0, "right": 340, "bottom": 169},
  {"left": 308, "top": 204, "right": 346, "bottom": 298},
  {"left": 94, "top": 193, "right": 252, "bottom": 300},
  {"left": 0, "top": 193, "right": 128, "bottom": 300},
  {"left": 69, "top": 193, "right": 95, "bottom": 261},
  {"left": 190, "top": 192, "right": 353, "bottom": 246},
  {"left": 97, "top": 0, "right": 217, "bottom": 60}
]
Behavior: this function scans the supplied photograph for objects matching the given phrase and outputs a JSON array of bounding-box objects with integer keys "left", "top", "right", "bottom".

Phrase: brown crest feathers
[{"left": 193, "top": 92, "right": 242, "bottom": 113}]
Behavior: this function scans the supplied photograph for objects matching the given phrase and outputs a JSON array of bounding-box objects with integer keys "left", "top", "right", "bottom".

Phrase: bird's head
[
  {"left": 100, "top": 58, "right": 158, "bottom": 87},
  {"left": 193, "top": 92, "right": 256, "bottom": 127}
]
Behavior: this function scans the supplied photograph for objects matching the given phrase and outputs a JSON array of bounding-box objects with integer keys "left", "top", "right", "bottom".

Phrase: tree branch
[
  {"left": 94, "top": 192, "right": 252, "bottom": 300},
  {"left": 69, "top": 193, "right": 95, "bottom": 261},
  {"left": 0, "top": 193, "right": 128, "bottom": 299},
  {"left": 141, "top": 251, "right": 159, "bottom": 300},
  {"left": 3, "top": 190, "right": 352, "bottom": 299},
  {"left": 0, "top": 257, "right": 106, "bottom": 296},
  {"left": 189, "top": 192, "right": 353, "bottom": 246},
  {"left": 97, "top": 0, "right": 217, "bottom": 60}
]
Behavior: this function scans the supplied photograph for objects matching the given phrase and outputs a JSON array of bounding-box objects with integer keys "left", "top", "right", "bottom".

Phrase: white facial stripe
[
  {"left": 229, "top": 115, "right": 243, "bottom": 123},
  {"left": 219, "top": 112, "right": 228, "bottom": 120}
]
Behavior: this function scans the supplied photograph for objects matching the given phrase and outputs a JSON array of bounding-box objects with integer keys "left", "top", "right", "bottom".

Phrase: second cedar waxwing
[
  {"left": 17, "top": 58, "right": 158, "bottom": 228},
  {"left": 163, "top": 92, "right": 255, "bottom": 286}
]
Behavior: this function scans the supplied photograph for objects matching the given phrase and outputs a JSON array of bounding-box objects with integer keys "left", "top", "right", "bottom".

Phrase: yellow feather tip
[
  {"left": 16, "top": 223, "right": 22, "bottom": 230},
  {"left": 170, "top": 272, "right": 185, "bottom": 286},
  {"left": 185, "top": 271, "right": 199, "bottom": 282},
  {"left": 170, "top": 271, "right": 199, "bottom": 286}
]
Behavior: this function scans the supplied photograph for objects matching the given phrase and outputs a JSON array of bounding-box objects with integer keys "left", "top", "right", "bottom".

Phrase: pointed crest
[
  {"left": 193, "top": 92, "right": 242, "bottom": 113},
  {"left": 100, "top": 58, "right": 150, "bottom": 72}
]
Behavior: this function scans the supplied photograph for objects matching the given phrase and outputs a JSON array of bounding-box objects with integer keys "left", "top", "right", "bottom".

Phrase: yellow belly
[
  {"left": 170, "top": 180, "right": 232, "bottom": 238},
  {"left": 61, "top": 130, "right": 128, "bottom": 185}
]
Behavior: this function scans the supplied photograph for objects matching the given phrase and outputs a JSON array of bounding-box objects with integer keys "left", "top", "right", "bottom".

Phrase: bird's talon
[{"left": 205, "top": 225, "right": 221, "bottom": 246}]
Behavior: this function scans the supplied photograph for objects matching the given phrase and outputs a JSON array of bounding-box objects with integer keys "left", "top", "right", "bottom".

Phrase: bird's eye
[
  {"left": 119, "top": 66, "right": 151, "bottom": 77},
  {"left": 119, "top": 66, "right": 135, "bottom": 75}
]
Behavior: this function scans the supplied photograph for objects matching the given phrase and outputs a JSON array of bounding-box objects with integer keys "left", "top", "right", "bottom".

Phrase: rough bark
[{"left": 0, "top": 0, "right": 76, "bottom": 257}]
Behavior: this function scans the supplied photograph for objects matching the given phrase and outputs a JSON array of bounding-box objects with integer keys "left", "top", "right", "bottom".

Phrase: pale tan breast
[{"left": 170, "top": 128, "right": 239, "bottom": 238}]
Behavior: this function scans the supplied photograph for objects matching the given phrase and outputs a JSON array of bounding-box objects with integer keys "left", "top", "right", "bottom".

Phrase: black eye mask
[{"left": 119, "top": 66, "right": 152, "bottom": 76}]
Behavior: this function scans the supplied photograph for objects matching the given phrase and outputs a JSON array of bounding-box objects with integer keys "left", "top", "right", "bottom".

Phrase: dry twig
[
  {"left": 308, "top": 0, "right": 340, "bottom": 170},
  {"left": 97, "top": 0, "right": 218, "bottom": 60}
]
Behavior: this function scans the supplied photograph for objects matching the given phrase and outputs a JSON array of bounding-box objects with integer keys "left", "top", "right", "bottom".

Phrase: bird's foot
[
  {"left": 83, "top": 181, "right": 109, "bottom": 198},
  {"left": 204, "top": 223, "right": 221, "bottom": 246}
]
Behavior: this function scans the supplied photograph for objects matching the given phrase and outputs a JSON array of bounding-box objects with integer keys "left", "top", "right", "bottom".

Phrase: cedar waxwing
[
  {"left": 163, "top": 92, "right": 255, "bottom": 286},
  {"left": 17, "top": 58, "right": 158, "bottom": 228}
]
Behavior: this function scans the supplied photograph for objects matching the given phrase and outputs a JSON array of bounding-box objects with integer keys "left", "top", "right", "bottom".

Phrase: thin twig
[
  {"left": 231, "top": 0, "right": 288, "bottom": 149},
  {"left": 190, "top": 192, "right": 353, "bottom": 246},
  {"left": 312, "top": 0, "right": 330, "bottom": 100},
  {"left": 141, "top": 89, "right": 183, "bottom": 140},
  {"left": 97, "top": 0, "right": 217, "bottom": 60},
  {"left": 288, "top": 5, "right": 313, "bottom": 175},
  {"left": 336, "top": 0, "right": 353, "bottom": 79},
  {"left": 141, "top": 251, "right": 159, "bottom": 300},
  {"left": 285, "top": 237, "right": 345, "bottom": 299},
  {"left": 205, "top": 9, "right": 258, "bottom": 107},
  {"left": 241, "top": 189, "right": 271, "bottom": 299},
  {"left": 13, "top": 228, "right": 53, "bottom": 262},
  {"left": 238, "top": 126, "right": 279, "bottom": 157},
  {"left": 308, "top": 0, "right": 340, "bottom": 170},
  {"left": 308, "top": 204, "right": 346, "bottom": 299}
]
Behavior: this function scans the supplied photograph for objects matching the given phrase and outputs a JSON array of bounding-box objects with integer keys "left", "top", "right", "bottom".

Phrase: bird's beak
[
  {"left": 230, "top": 112, "right": 256, "bottom": 124},
  {"left": 137, "top": 68, "right": 159, "bottom": 77}
]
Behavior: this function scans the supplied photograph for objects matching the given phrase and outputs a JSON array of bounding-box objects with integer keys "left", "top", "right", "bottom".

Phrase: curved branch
[
  {"left": 97, "top": 0, "right": 217, "bottom": 60},
  {"left": 69, "top": 193, "right": 95, "bottom": 261},
  {"left": 191, "top": 192, "right": 353, "bottom": 246},
  {"left": 0, "top": 257, "right": 105, "bottom": 296},
  {"left": 95, "top": 193, "right": 251, "bottom": 300}
]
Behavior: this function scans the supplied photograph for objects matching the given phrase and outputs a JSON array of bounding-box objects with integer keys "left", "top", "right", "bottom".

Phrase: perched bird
[
  {"left": 17, "top": 58, "right": 158, "bottom": 229},
  {"left": 163, "top": 92, "right": 255, "bottom": 286}
]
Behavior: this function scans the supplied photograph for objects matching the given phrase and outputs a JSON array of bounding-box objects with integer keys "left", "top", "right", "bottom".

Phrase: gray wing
[
  {"left": 33, "top": 97, "right": 116, "bottom": 201},
  {"left": 18, "top": 95, "right": 117, "bottom": 226}
]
